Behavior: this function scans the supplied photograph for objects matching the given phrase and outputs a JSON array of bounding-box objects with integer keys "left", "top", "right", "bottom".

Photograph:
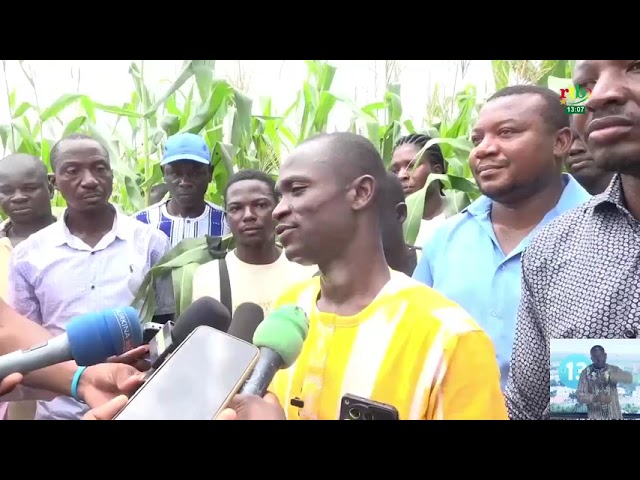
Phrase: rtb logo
[{"left": 559, "top": 85, "right": 591, "bottom": 115}]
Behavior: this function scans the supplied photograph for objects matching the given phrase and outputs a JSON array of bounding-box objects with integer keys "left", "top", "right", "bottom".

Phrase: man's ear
[
  {"left": 554, "top": 126, "right": 573, "bottom": 160},
  {"left": 396, "top": 202, "right": 408, "bottom": 223},
  {"left": 431, "top": 162, "right": 444, "bottom": 175},
  {"left": 47, "top": 173, "right": 56, "bottom": 198},
  {"left": 349, "top": 174, "right": 376, "bottom": 211}
]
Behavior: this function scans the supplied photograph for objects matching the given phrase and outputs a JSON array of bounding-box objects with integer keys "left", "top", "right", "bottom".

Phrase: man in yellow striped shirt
[{"left": 266, "top": 132, "right": 508, "bottom": 420}]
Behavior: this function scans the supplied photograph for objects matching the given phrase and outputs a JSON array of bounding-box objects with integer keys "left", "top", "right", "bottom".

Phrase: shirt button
[
  {"left": 91, "top": 285, "right": 95, "bottom": 290},
  {"left": 499, "top": 265, "right": 505, "bottom": 271},
  {"left": 624, "top": 328, "right": 637, "bottom": 339},
  {"left": 491, "top": 311, "right": 498, "bottom": 317}
]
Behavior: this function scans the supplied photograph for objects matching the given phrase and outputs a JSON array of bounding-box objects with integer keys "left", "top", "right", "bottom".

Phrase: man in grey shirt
[{"left": 506, "top": 59, "right": 640, "bottom": 420}]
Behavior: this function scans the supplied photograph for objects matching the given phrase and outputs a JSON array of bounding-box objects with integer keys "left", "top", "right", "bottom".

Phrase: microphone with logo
[
  {"left": 239, "top": 305, "right": 309, "bottom": 398},
  {"left": 0, "top": 306, "right": 142, "bottom": 380},
  {"left": 147, "top": 296, "right": 232, "bottom": 372},
  {"left": 227, "top": 302, "right": 265, "bottom": 343}
]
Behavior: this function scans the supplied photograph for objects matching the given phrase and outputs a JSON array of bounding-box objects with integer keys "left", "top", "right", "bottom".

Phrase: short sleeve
[{"left": 433, "top": 330, "right": 508, "bottom": 420}]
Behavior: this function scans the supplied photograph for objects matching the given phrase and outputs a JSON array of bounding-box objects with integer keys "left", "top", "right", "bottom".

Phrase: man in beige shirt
[
  {"left": 192, "top": 169, "right": 317, "bottom": 316},
  {"left": 0, "top": 153, "right": 58, "bottom": 420}
]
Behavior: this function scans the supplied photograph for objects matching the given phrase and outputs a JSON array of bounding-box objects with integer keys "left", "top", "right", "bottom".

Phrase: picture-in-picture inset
[{"left": 550, "top": 339, "right": 640, "bottom": 420}]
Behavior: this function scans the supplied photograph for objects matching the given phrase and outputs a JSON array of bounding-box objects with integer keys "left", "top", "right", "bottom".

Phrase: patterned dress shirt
[{"left": 506, "top": 174, "right": 640, "bottom": 420}]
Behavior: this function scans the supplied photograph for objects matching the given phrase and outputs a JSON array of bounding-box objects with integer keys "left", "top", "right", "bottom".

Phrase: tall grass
[{"left": 0, "top": 60, "right": 573, "bottom": 243}]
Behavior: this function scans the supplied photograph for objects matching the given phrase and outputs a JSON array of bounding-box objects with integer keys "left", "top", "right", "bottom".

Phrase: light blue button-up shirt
[{"left": 412, "top": 174, "right": 591, "bottom": 390}]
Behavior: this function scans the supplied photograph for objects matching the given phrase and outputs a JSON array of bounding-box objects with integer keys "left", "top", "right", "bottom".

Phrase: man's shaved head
[
  {"left": 287, "top": 132, "right": 387, "bottom": 203},
  {"left": 0, "top": 153, "right": 53, "bottom": 225},
  {"left": 0, "top": 153, "right": 49, "bottom": 181}
]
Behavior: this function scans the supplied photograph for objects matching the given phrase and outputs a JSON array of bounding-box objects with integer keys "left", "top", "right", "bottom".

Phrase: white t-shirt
[
  {"left": 414, "top": 213, "right": 447, "bottom": 249},
  {"left": 191, "top": 249, "right": 318, "bottom": 316}
]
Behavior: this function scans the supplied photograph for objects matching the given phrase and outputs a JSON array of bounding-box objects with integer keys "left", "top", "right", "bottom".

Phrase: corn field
[{"left": 0, "top": 60, "right": 575, "bottom": 243}]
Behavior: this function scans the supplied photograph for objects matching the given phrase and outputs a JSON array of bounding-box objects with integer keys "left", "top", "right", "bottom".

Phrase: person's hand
[
  {"left": 0, "top": 373, "right": 23, "bottom": 396},
  {"left": 594, "top": 394, "right": 612, "bottom": 404},
  {"left": 77, "top": 363, "right": 145, "bottom": 409},
  {"left": 216, "top": 392, "right": 286, "bottom": 420},
  {"left": 107, "top": 345, "right": 151, "bottom": 372},
  {"left": 83, "top": 395, "right": 128, "bottom": 420}
]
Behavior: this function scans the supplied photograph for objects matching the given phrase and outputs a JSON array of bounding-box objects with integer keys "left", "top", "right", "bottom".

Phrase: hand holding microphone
[
  {"left": 217, "top": 392, "right": 285, "bottom": 420},
  {"left": 0, "top": 306, "right": 146, "bottom": 408},
  {"left": 217, "top": 303, "right": 309, "bottom": 421},
  {"left": 0, "top": 306, "right": 143, "bottom": 380},
  {"left": 0, "top": 372, "right": 23, "bottom": 396}
]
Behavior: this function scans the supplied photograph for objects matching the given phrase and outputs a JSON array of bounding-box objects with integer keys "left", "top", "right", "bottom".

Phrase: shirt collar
[
  {"left": 462, "top": 173, "right": 589, "bottom": 217},
  {"left": 51, "top": 204, "right": 131, "bottom": 247},
  {"left": 591, "top": 174, "right": 625, "bottom": 212}
]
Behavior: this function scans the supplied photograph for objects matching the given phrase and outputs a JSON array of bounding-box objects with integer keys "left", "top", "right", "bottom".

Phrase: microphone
[
  {"left": 0, "top": 306, "right": 142, "bottom": 380},
  {"left": 227, "top": 303, "right": 265, "bottom": 342},
  {"left": 239, "top": 304, "right": 309, "bottom": 397},
  {"left": 148, "top": 296, "right": 232, "bottom": 371}
]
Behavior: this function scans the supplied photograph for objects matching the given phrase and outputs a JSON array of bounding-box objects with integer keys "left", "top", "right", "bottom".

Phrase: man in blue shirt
[
  {"left": 135, "top": 133, "right": 229, "bottom": 247},
  {"left": 412, "top": 85, "right": 592, "bottom": 390}
]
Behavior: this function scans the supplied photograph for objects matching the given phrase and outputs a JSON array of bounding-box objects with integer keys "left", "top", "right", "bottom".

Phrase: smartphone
[
  {"left": 113, "top": 325, "right": 259, "bottom": 420},
  {"left": 339, "top": 393, "right": 399, "bottom": 420}
]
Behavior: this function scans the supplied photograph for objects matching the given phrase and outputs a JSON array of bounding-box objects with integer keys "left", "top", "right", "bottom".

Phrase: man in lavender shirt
[{"left": 8, "top": 133, "right": 175, "bottom": 420}]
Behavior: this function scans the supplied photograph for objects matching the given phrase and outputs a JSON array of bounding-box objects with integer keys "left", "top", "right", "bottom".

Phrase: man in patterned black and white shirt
[
  {"left": 506, "top": 60, "right": 640, "bottom": 420},
  {"left": 576, "top": 345, "right": 633, "bottom": 420}
]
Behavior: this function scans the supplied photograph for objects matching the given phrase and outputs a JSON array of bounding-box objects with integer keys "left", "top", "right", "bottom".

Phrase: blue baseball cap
[{"left": 161, "top": 133, "right": 211, "bottom": 166}]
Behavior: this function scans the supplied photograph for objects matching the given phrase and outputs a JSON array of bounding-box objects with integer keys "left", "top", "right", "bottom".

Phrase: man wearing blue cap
[{"left": 134, "top": 133, "right": 229, "bottom": 247}]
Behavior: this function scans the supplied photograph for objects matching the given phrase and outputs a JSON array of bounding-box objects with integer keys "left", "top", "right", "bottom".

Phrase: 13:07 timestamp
[{"left": 566, "top": 105, "right": 586, "bottom": 114}]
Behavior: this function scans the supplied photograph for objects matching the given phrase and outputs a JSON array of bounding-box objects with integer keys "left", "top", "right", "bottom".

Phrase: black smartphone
[
  {"left": 113, "top": 325, "right": 260, "bottom": 420},
  {"left": 339, "top": 393, "right": 399, "bottom": 420}
]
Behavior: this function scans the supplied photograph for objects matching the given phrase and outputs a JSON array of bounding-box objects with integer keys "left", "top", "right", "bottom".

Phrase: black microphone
[
  {"left": 148, "top": 296, "right": 231, "bottom": 371},
  {"left": 239, "top": 305, "right": 309, "bottom": 397},
  {"left": 227, "top": 303, "right": 264, "bottom": 342}
]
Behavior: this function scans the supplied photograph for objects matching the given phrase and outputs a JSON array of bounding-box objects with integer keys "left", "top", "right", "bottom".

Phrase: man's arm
[
  {"left": 7, "top": 253, "right": 42, "bottom": 323},
  {"left": 431, "top": 330, "right": 509, "bottom": 420},
  {"left": 575, "top": 368, "right": 594, "bottom": 405},
  {"left": 609, "top": 365, "right": 633, "bottom": 384},
  {"left": 0, "top": 297, "right": 83, "bottom": 396},
  {"left": 504, "top": 253, "right": 549, "bottom": 420}
]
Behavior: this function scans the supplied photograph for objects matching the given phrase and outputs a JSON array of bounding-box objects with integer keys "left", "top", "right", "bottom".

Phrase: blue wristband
[{"left": 71, "top": 366, "right": 87, "bottom": 403}]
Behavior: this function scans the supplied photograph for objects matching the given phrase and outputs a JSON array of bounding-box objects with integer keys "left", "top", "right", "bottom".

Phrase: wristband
[{"left": 71, "top": 366, "right": 87, "bottom": 403}]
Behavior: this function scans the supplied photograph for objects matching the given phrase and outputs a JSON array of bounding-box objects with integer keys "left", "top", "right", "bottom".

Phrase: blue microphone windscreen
[{"left": 66, "top": 307, "right": 143, "bottom": 365}]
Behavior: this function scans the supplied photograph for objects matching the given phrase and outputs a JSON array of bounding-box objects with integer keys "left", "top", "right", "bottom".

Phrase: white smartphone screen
[{"left": 114, "top": 326, "right": 259, "bottom": 420}]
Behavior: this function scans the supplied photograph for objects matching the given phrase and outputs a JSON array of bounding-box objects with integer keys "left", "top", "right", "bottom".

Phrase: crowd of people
[{"left": 0, "top": 59, "right": 637, "bottom": 420}]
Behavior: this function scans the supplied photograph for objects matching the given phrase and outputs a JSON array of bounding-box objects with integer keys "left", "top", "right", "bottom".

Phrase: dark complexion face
[
  {"left": 566, "top": 128, "right": 613, "bottom": 194},
  {"left": 272, "top": 140, "right": 376, "bottom": 267},
  {"left": 0, "top": 157, "right": 53, "bottom": 225},
  {"left": 572, "top": 60, "right": 640, "bottom": 174},
  {"left": 390, "top": 144, "right": 442, "bottom": 196},
  {"left": 226, "top": 179, "right": 277, "bottom": 248},
  {"left": 591, "top": 348, "right": 607, "bottom": 369},
  {"left": 470, "top": 93, "right": 571, "bottom": 204},
  {"left": 163, "top": 160, "right": 212, "bottom": 210},
  {"left": 50, "top": 138, "right": 113, "bottom": 213}
]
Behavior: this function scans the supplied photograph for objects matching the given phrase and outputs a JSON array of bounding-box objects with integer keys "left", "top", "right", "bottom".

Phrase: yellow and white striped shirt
[{"left": 269, "top": 269, "right": 508, "bottom": 420}]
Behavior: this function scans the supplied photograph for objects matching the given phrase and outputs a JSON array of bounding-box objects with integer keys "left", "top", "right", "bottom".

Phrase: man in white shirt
[
  {"left": 8, "top": 133, "right": 174, "bottom": 420},
  {"left": 192, "top": 169, "right": 317, "bottom": 316}
]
